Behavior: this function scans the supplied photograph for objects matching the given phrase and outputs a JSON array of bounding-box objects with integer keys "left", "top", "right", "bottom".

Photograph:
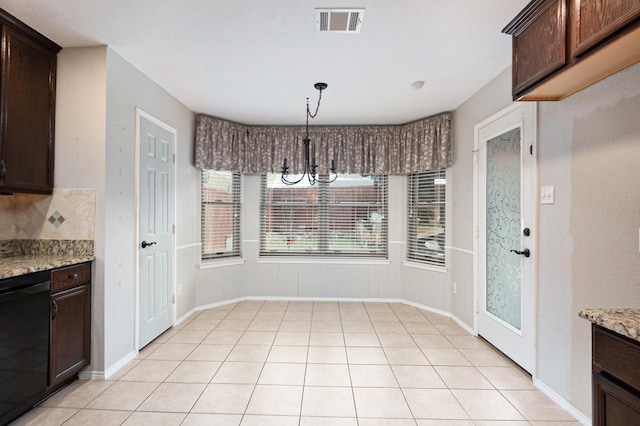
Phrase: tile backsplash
[{"left": 0, "top": 189, "right": 95, "bottom": 240}]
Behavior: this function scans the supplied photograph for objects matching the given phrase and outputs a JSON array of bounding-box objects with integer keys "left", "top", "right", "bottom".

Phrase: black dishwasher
[{"left": 0, "top": 270, "right": 50, "bottom": 425}]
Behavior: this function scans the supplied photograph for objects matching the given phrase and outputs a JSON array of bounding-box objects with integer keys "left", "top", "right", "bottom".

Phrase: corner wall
[
  {"left": 55, "top": 46, "right": 108, "bottom": 373},
  {"left": 103, "top": 48, "right": 196, "bottom": 369},
  {"left": 448, "top": 61, "right": 640, "bottom": 421},
  {"left": 536, "top": 62, "right": 640, "bottom": 418},
  {"left": 55, "top": 46, "right": 196, "bottom": 374}
]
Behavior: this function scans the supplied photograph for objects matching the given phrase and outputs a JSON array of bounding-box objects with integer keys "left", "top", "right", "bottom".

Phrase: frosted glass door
[
  {"left": 485, "top": 127, "right": 521, "bottom": 330},
  {"left": 476, "top": 102, "right": 535, "bottom": 374}
]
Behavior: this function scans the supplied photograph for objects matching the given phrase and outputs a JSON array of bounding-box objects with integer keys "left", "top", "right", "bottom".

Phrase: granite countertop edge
[
  {"left": 0, "top": 254, "right": 96, "bottom": 279},
  {"left": 579, "top": 308, "right": 640, "bottom": 343},
  {"left": 0, "top": 239, "right": 95, "bottom": 279}
]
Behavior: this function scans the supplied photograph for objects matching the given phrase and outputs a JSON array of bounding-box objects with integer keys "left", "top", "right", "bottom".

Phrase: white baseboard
[
  {"left": 78, "top": 369, "right": 104, "bottom": 381},
  {"left": 179, "top": 295, "right": 475, "bottom": 337},
  {"left": 533, "top": 377, "right": 591, "bottom": 425},
  {"left": 176, "top": 297, "right": 247, "bottom": 325},
  {"left": 100, "top": 350, "right": 137, "bottom": 380}
]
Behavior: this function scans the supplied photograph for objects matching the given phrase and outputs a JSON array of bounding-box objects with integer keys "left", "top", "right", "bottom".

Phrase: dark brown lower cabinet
[
  {"left": 594, "top": 373, "right": 640, "bottom": 425},
  {"left": 592, "top": 325, "right": 640, "bottom": 425},
  {"left": 49, "top": 263, "right": 91, "bottom": 389}
]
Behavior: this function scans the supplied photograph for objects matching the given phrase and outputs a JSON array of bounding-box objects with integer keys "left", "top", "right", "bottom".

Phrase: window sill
[
  {"left": 257, "top": 257, "right": 391, "bottom": 265},
  {"left": 402, "top": 260, "right": 447, "bottom": 273},
  {"left": 199, "top": 258, "right": 246, "bottom": 269}
]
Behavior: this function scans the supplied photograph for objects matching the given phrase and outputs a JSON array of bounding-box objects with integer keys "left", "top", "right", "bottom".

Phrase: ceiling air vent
[{"left": 315, "top": 9, "right": 365, "bottom": 33}]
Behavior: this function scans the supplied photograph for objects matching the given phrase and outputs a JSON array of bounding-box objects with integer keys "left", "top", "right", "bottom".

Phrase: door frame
[
  {"left": 134, "top": 107, "right": 177, "bottom": 350},
  {"left": 472, "top": 102, "right": 538, "bottom": 375}
]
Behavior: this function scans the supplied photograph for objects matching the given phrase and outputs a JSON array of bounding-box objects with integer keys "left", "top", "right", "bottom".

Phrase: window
[
  {"left": 201, "top": 170, "right": 241, "bottom": 260},
  {"left": 407, "top": 170, "right": 446, "bottom": 266},
  {"left": 260, "top": 174, "right": 388, "bottom": 257}
]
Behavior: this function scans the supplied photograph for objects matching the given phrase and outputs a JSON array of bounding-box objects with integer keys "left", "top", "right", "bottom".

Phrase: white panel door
[
  {"left": 475, "top": 102, "right": 537, "bottom": 374},
  {"left": 138, "top": 111, "right": 175, "bottom": 349}
]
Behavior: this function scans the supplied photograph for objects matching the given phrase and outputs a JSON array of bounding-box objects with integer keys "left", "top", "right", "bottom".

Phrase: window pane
[
  {"left": 262, "top": 205, "right": 320, "bottom": 252},
  {"left": 407, "top": 170, "right": 446, "bottom": 265},
  {"left": 327, "top": 175, "right": 386, "bottom": 255},
  {"left": 201, "top": 170, "right": 241, "bottom": 259},
  {"left": 260, "top": 173, "right": 388, "bottom": 257},
  {"left": 260, "top": 174, "right": 320, "bottom": 254}
]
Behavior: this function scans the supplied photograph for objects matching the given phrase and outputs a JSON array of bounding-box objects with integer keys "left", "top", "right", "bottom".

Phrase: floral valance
[{"left": 194, "top": 112, "right": 452, "bottom": 175}]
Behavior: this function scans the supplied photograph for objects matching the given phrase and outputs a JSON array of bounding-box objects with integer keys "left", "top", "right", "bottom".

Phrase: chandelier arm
[
  {"left": 314, "top": 171, "right": 338, "bottom": 184},
  {"left": 281, "top": 169, "right": 307, "bottom": 185}
]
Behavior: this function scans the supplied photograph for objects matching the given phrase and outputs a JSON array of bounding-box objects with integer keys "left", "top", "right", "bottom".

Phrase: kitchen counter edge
[
  {"left": 579, "top": 308, "right": 640, "bottom": 343},
  {"left": 0, "top": 254, "right": 95, "bottom": 279}
]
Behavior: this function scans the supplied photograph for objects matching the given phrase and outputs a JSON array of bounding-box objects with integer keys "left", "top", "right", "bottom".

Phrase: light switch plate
[{"left": 541, "top": 185, "right": 555, "bottom": 204}]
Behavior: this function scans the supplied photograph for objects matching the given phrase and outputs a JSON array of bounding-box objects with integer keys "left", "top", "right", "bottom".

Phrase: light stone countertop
[
  {"left": 0, "top": 254, "right": 95, "bottom": 279},
  {"left": 0, "top": 239, "right": 94, "bottom": 280},
  {"left": 579, "top": 308, "right": 640, "bottom": 343}
]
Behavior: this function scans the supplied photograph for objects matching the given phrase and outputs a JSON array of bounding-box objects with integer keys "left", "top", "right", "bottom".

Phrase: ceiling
[{"left": 0, "top": 0, "right": 528, "bottom": 126}]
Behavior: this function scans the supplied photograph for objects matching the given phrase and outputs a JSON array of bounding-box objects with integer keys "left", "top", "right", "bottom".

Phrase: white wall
[
  {"left": 446, "top": 62, "right": 640, "bottom": 420},
  {"left": 55, "top": 46, "right": 196, "bottom": 374},
  {"left": 536, "top": 62, "right": 640, "bottom": 418},
  {"left": 55, "top": 46, "right": 108, "bottom": 372},
  {"left": 103, "top": 49, "right": 196, "bottom": 369}
]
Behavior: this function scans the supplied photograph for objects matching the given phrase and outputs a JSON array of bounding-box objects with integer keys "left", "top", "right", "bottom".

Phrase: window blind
[
  {"left": 260, "top": 174, "right": 388, "bottom": 257},
  {"left": 407, "top": 170, "right": 446, "bottom": 266},
  {"left": 201, "top": 170, "right": 241, "bottom": 259}
]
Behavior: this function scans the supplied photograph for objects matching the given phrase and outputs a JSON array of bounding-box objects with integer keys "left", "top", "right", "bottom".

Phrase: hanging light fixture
[{"left": 281, "top": 82, "right": 337, "bottom": 185}]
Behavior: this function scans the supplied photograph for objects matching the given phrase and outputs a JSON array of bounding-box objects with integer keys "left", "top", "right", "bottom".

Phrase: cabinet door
[
  {"left": 50, "top": 284, "right": 91, "bottom": 388},
  {"left": 594, "top": 373, "right": 640, "bottom": 425},
  {"left": 572, "top": 0, "right": 640, "bottom": 56},
  {"left": 0, "top": 24, "right": 57, "bottom": 194},
  {"left": 510, "top": 0, "right": 567, "bottom": 96}
]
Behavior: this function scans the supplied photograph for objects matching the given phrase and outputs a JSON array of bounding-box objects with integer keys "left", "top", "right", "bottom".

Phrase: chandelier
[{"left": 281, "top": 82, "right": 337, "bottom": 185}]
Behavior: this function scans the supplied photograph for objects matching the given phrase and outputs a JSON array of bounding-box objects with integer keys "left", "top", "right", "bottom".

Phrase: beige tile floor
[{"left": 12, "top": 301, "right": 581, "bottom": 425}]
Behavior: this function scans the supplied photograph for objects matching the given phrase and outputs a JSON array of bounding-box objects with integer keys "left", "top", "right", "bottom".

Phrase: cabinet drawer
[
  {"left": 593, "top": 326, "right": 640, "bottom": 392},
  {"left": 51, "top": 263, "right": 91, "bottom": 292}
]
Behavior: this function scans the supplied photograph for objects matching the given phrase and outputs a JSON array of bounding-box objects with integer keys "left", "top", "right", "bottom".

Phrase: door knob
[
  {"left": 510, "top": 248, "right": 530, "bottom": 258},
  {"left": 141, "top": 240, "right": 157, "bottom": 248}
]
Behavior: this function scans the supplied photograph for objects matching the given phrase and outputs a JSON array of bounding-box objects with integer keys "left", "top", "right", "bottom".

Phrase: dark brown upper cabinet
[
  {"left": 571, "top": 0, "right": 640, "bottom": 56},
  {"left": 503, "top": 0, "right": 640, "bottom": 101},
  {"left": 0, "top": 8, "right": 61, "bottom": 194}
]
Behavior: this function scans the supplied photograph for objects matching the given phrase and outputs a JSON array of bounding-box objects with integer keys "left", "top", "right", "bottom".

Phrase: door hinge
[
  {"left": 172, "top": 295, "right": 175, "bottom": 304},
  {"left": 530, "top": 145, "right": 533, "bottom": 156},
  {"left": 172, "top": 224, "right": 175, "bottom": 234},
  {"left": 172, "top": 153, "right": 176, "bottom": 164}
]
